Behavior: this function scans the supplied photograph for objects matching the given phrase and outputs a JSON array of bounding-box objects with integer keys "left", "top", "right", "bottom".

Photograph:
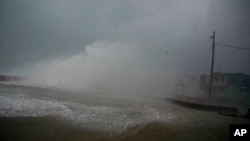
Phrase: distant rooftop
[{"left": 202, "top": 72, "right": 250, "bottom": 77}]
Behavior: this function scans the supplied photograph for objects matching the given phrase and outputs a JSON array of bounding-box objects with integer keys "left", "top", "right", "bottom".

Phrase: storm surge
[
  {"left": 11, "top": 40, "right": 179, "bottom": 98},
  {"left": 0, "top": 88, "right": 176, "bottom": 134},
  {"left": 1, "top": 84, "right": 249, "bottom": 141}
]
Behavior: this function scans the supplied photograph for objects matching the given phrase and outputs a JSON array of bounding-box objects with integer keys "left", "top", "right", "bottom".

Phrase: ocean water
[
  {"left": 0, "top": 84, "right": 249, "bottom": 140},
  {"left": 0, "top": 85, "right": 176, "bottom": 133}
]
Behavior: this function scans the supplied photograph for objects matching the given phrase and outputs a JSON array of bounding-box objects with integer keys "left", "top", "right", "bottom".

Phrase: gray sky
[{"left": 0, "top": 0, "right": 250, "bottom": 76}]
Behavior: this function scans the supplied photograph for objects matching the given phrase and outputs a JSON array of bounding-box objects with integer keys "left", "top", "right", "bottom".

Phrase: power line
[{"left": 215, "top": 42, "right": 250, "bottom": 50}]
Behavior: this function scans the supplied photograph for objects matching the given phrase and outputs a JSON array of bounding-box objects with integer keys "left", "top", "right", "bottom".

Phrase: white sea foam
[{"left": 0, "top": 92, "right": 175, "bottom": 133}]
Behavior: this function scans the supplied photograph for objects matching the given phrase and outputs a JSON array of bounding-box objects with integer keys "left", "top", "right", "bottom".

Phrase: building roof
[{"left": 213, "top": 72, "right": 250, "bottom": 78}]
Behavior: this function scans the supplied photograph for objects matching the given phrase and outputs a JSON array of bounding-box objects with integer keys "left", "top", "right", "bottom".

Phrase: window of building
[
  {"left": 213, "top": 77, "right": 219, "bottom": 82},
  {"left": 220, "top": 76, "right": 224, "bottom": 82},
  {"left": 219, "top": 87, "right": 224, "bottom": 93},
  {"left": 213, "top": 86, "right": 217, "bottom": 92}
]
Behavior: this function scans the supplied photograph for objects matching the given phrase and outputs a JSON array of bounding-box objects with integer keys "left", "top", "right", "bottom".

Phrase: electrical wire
[{"left": 215, "top": 42, "right": 250, "bottom": 50}]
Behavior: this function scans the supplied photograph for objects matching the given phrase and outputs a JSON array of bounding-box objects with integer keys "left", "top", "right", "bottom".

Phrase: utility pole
[{"left": 209, "top": 31, "right": 215, "bottom": 98}]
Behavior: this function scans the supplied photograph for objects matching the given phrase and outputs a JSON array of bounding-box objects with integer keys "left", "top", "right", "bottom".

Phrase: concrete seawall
[{"left": 167, "top": 96, "right": 250, "bottom": 117}]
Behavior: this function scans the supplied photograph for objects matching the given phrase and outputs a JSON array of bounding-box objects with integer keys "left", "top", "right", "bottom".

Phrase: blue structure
[
  {"left": 225, "top": 73, "right": 250, "bottom": 105},
  {"left": 200, "top": 73, "right": 250, "bottom": 105}
]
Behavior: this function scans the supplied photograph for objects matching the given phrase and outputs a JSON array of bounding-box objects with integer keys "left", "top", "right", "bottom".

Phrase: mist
[
  {"left": 1, "top": 0, "right": 250, "bottom": 97},
  {"left": 12, "top": 40, "right": 180, "bottom": 97}
]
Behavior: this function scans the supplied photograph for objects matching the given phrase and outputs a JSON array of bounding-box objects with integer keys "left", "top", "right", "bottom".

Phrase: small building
[
  {"left": 200, "top": 72, "right": 250, "bottom": 105},
  {"left": 173, "top": 74, "right": 200, "bottom": 97},
  {"left": 200, "top": 73, "right": 227, "bottom": 97}
]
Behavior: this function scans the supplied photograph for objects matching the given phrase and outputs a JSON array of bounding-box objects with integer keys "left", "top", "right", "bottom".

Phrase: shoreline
[{"left": 1, "top": 116, "right": 246, "bottom": 141}]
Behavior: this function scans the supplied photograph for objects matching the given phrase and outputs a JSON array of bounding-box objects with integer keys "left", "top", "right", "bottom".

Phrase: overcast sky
[{"left": 0, "top": 0, "right": 250, "bottom": 76}]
